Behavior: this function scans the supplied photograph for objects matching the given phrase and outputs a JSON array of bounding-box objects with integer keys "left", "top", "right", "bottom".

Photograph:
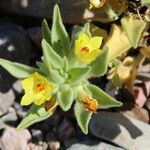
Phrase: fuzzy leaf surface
[
  {"left": 51, "top": 4, "right": 71, "bottom": 57},
  {"left": 87, "top": 84, "right": 122, "bottom": 109},
  {"left": 0, "top": 58, "right": 38, "bottom": 79},
  {"left": 42, "top": 39, "right": 63, "bottom": 70},
  {"left": 68, "top": 66, "right": 91, "bottom": 83},
  {"left": 42, "top": 19, "right": 51, "bottom": 45},
  {"left": 121, "top": 15, "right": 147, "bottom": 49},
  {"left": 89, "top": 47, "right": 108, "bottom": 77},
  {"left": 141, "top": 0, "right": 150, "bottom": 7},
  {"left": 74, "top": 101, "right": 92, "bottom": 134},
  {"left": 57, "top": 84, "right": 74, "bottom": 111},
  {"left": 17, "top": 105, "right": 51, "bottom": 131}
]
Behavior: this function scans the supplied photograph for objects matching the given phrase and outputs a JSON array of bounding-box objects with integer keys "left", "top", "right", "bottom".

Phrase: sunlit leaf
[
  {"left": 0, "top": 58, "right": 38, "bottom": 79},
  {"left": 121, "top": 15, "right": 147, "bottom": 48},
  {"left": 87, "top": 84, "right": 122, "bottom": 108},
  {"left": 42, "top": 19, "right": 51, "bottom": 45},
  {"left": 103, "top": 24, "right": 131, "bottom": 60},
  {"left": 17, "top": 104, "right": 52, "bottom": 131},
  {"left": 51, "top": 4, "right": 71, "bottom": 57},
  {"left": 74, "top": 101, "right": 92, "bottom": 134}
]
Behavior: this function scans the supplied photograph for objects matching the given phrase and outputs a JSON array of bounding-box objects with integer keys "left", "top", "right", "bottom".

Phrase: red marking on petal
[{"left": 81, "top": 47, "right": 89, "bottom": 52}]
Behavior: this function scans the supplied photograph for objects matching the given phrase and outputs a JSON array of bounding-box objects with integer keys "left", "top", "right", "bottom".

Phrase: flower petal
[
  {"left": 89, "top": 36, "right": 103, "bottom": 51},
  {"left": 21, "top": 93, "right": 34, "bottom": 106},
  {"left": 21, "top": 77, "right": 34, "bottom": 92}
]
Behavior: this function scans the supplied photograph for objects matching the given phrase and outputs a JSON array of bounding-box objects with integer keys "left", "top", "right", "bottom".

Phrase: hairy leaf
[
  {"left": 42, "top": 39, "right": 63, "bottom": 70},
  {"left": 0, "top": 58, "right": 38, "bottom": 79},
  {"left": 51, "top": 4, "right": 71, "bottom": 57},
  {"left": 89, "top": 47, "right": 108, "bottom": 77},
  {"left": 57, "top": 84, "right": 74, "bottom": 111},
  {"left": 74, "top": 101, "right": 92, "bottom": 134},
  {"left": 141, "top": 0, "right": 150, "bottom": 7},
  {"left": 47, "top": 67, "right": 64, "bottom": 83},
  {"left": 42, "top": 19, "right": 51, "bottom": 45},
  {"left": 68, "top": 66, "right": 91, "bottom": 83},
  {"left": 87, "top": 84, "right": 122, "bottom": 108},
  {"left": 17, "top": 104, "right": 51, "bottom": 131},
  {"left": 121, "top": 15, "right": 147, "bottom": 48}
]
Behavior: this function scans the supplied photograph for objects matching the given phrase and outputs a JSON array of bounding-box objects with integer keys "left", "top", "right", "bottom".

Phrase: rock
[
  {"left": 46, "top": 132, "right": 60, "bottom": 150},
  {"left": 0, "top": 0, "right": 123, "bottom": 24},
  {"left": 56, "top": 117, "right": 75, "bottom": 140},
  {"left": 67, "top": 143, "right": 123, "bottom": 150},
  {"left": 0, "top": 0, "right": 86, "bottom": 24},
  {"left": 90, "top": 111, "right": 150, "bottom": 150},
  {"left": 14, "top": 102, "right": 28, "bottom": 118},
  {"left": 145, "top": 98, "right": 150, "bottom": 111},
  {"left": 133, "top": 86, "right": 147, "bottom": 107},
  {"left": 0, "top": 127, "right": 31, "bottom": 150},
  {"left": 0, "top": 23, "right": 33, "bottom": 114},
  {"left": 120, "top": 105, "right": 149, "bottom": 123},
  {"left": 67, "top": 139, "right": 124, "bottom": 150},
  {"left": 0, "top": 109, "right": 17, "bottom": 129},
  {"left": 0, "top": 89, "right": 15, "bottom": 115},
  {"left": 31, "top": 129, "right": 43, "bottom": 144},
  {"left": 27, "top": 27, "right": 42, "bottom": 48},
  {"left": 28, "top": 142, "right": 48, "bottom": 150},
  {"left": 48, "top": 141, "right": 60, "bottom": 150}
]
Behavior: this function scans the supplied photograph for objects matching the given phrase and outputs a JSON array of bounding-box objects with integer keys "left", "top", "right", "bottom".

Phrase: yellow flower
[
  {"left": 21, "top": 72, "right": 53, "bottom": 106},
  {"left": 75, "top": 33, "right": 102, "bottom": 64}
]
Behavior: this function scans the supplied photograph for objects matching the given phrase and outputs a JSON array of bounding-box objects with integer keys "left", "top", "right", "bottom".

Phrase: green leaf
[
  {"left": 83, "top": 22, "right": 91, "bottom": 37},
  {"left": 141, "top": 0, "right": 150, "bottom": 7},
  {"left": 42, "top": 19, "right": 51, "bottom": 45},
  {"left": 36, "top": 61, "right": 49, "bottom": 75},
  {"left": 121, "top": 15, "right": 147, "bottom": 49},
  {"left": 51, "top": 4, "right": 71, "bottom": 57},
  {"left": 62, "top": 56, "right": 69, "bottom": 72},
  {"left": 57, "top": 84, "right": 74, "bottom": 111},
  {"left": 68, "top": 66, "right": 91, "bottom": 83},
  {"left": 74, "top": 101, "right": 92, "bottom": 134},
  {"left": 47, "top": 67, "right": 64, "bottom": 83},
  {"left": 89, "top": 47, "right": 108, "bottom": 77},
  {"left": 87, "top": 84, "right": 122, "bottom": 109},
  {"left": 17, "top": 104, "right": 51, "bottom": 131},
  {"left": 0, "top": 58, "right": 38, "bottom": 79},
  {"left": 42, "top": 39, "right": 63, "bottom": 70}
]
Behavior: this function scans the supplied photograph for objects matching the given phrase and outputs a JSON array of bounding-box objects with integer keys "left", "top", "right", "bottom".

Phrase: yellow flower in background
[
  {"left": 21, "top": 72, "right": 53, "bottom": 106},
  {"left": 75, "top": 33, "right": 102, "bottom": 64}
]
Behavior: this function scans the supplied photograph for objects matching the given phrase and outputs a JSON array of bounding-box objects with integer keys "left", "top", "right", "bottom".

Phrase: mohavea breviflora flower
[
  {"left": 21, "top": 72, "right": 53, "bottom": 106},
  {"left": 75, "top": 33, "right": 102, "bottom": 64},
  {"left": 78, "top": 92, "right": 99, "bottom": 113}
]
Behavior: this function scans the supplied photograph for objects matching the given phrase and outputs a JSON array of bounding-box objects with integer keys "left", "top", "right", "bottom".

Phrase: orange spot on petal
[
  {"left": 36, "top": 83, "right": 45, "bottom": 92},
  {"left": 81, "top": 47, "right": 89, "bottom": 52}
]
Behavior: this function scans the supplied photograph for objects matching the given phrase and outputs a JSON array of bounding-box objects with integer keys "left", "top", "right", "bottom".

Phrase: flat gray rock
[
  {"left": 67, "top": 141, "right": 123, "bottom": 150},
  {"left": 90, "top": 112, "right": 150, "bottom": 150}
]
